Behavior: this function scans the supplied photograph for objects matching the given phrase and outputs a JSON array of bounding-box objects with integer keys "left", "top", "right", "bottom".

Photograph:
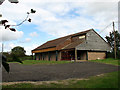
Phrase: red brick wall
[
  {"left": 44, "top": 52, "right": 48, "bottom": 61},
  {"left": 50, "top": 51, "right": 56, "bottom": 61},
  {"left": 88, "top": 51, "right": 106, "bottom": 60}
]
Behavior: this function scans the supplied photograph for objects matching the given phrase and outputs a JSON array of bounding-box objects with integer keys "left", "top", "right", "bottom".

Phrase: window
[{"left": 79, "top": 35, "right": 85, "bottom": 39}]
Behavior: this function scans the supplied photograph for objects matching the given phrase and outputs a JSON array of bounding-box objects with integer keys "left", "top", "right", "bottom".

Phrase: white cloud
[
  {"left": 0, "top": 0, "right": 119, "bottom": 55},
  {"left": 5, "top": 42, "right": 16, "bottom": 50},
  {"left": 0, "top": 42, "right": 16, "bottom": 52},
  {"left": 1, "top": 42, "right": 36, "bottom": 55},
  {"left": 0, "top": 26, "right": 23, "bottom": 42},
  {"left": 25, "top": 38, "right": 31, "bottom": 42},
  {"left": 24, "top": 43, "right": 40, "bottom": 55},
  {"left": 29, "top": 1, "right": 118, "bottom": 38},
  {"left": 18, "top": 38, "right": 31, "bottom": 43},
  {"left": 29, "top": 32, "right": 38, "bottom": 37},
  {"left": 0, "top": 1, "right": 118, "bottom": 38}
]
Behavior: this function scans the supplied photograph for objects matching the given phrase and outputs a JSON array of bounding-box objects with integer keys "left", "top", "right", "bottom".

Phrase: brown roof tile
[
  {"left": 33, "top": 29, "right": 93, "bottom": 51},
  {"left": 62, "top": 40, "right": 84, "bottom": 50}
]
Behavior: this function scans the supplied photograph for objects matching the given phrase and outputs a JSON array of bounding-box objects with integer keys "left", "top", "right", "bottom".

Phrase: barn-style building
[{"left": 32, "top": 29, "right": 111, "bottom": 61}]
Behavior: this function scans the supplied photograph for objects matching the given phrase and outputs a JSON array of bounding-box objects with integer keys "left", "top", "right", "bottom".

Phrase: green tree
[
  {"left": 11, "top": 46, "right": 26, "bottom": 57},
  {"left": 105, "top": 31, "right": 120, "bottom": 59}
]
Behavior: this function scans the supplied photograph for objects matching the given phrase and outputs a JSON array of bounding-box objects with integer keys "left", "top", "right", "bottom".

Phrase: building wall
[
  {"left": 44, "top": 52, "right": 48, "bottom": 60},
  {"left": 88, "top": 51, "right": 106, "bottom": 60},
  {"left": 50, "top": 51, "right": 56, "bottom": 61},
  {"left": 35, "top": 53, "right": 40, "bottom": 60},
  {"left": 58, "top": 51, "right": 61, "bottom": 61},
  {"left": 76, "top": 30, "right": 111, "bottom": 51},
  {"left": 50, "top": 51, "right": 61, "bottom": 61},
  {"left": 35, "top": 51, "right": 61, "bottom": 61}
]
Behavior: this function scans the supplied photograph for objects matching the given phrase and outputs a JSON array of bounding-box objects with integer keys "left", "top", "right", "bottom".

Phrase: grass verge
[
  {"left": 89, "top": 58, "right": 120, "bottom": 66},
  {"left": 8, "top": 60, "right": 72, "bottom": 65},
  {"left": 2, "top": 71, "right": 119, "bottom": 88}
]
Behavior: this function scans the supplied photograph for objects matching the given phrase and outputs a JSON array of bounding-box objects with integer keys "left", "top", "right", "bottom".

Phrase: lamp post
[{"left": 2, "top": 43, "right": 3, "bottom": 54}]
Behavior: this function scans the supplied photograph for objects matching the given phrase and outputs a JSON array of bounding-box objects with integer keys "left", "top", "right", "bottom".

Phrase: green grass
[
  {"left": 8, "top": 58, "right": 120, "bottom": 66},
  {"left": 8, "top": 60, "right": 72, "bottom": 65},
  {"left": 2, "top": 71, "right": 119, "bottom": 88},
  {"left": 89, "top": 58, "right": 120, "bottom": 66}
]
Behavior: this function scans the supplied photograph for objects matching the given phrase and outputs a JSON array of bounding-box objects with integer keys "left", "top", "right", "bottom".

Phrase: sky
[{"left": 0, "top": 0, "right": 119, "bottom": 55}]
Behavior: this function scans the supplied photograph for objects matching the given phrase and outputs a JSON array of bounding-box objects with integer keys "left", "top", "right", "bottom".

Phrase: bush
[
  {"left": 2, "top": 52, "right": 34, "bottom": 62},
  {"left": 106, "top": 52, "right": 120, "bottom": 59}
]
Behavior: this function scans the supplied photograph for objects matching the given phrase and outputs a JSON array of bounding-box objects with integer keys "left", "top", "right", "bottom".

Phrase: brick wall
[
  {"left": 44, "top": 52, "right": 48, "bottom": 61},
  {"left": 88, "top": 51, "right": 106, "bottom": 60},
  {"left": 50, "top": 51, "right": 56, "bottom": 61}
]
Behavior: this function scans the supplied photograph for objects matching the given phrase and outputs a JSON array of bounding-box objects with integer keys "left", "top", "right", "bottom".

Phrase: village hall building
[{"left": 32, "top": 29, "right": 111, "bottom": 61}]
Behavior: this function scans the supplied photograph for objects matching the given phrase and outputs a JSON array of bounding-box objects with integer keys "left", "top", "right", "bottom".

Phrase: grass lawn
[
  {"left": 2, "top": 71, "right": 119, "bottom": 88},
  {"left": 89, "top": 58, "right": 120, "bottom": 66},
  {"left": 8, "top": 60, "right": 72, "bottom": 65}
]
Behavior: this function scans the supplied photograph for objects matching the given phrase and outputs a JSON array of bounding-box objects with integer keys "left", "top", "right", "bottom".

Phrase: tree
[
  {"left": 105, "top": 30, "right": 120, "bottom": 59},
  {"left": 10, "top": 46, "right": 26, "bottom": 64},
  {"left": 11, "top": 46, "right": 26, "bottom": 57},
  {"left": 0, "top": 9, "right": 36, "bottom": 32}
]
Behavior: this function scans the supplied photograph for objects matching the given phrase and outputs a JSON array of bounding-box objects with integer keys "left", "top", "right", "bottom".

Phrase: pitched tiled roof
[
  {"left": 33, "top": 29, "right": 93, "bottom": 51},
  {"left": 33, "top": 35, "right": 70, "bottom": 50},
  {"left": 62, "top": 39, "right": 84, "bottom": 50}
]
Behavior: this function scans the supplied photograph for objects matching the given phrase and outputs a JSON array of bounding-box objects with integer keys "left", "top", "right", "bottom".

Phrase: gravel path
[{"left": 2, "top": 61, "right": 119, "bottom": 82}]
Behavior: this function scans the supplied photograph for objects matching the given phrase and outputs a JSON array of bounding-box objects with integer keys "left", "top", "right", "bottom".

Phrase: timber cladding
[
  {"left": 88, "top": 51, "right": 106, "bottom": 60},
  {"left": 32, "top": 47, "right": 56, "bottom": 53}
]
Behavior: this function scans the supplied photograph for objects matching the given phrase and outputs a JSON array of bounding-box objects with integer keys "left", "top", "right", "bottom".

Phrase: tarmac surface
[{"left": 2, "top": 61, "right": 119, "bottom": 82}]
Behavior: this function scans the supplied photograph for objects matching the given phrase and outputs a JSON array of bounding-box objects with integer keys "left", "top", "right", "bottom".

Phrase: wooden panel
[
  {"left": 58, "top": 51, "right": 61, "bottom": 61},
  {"left": 75, "top": 49, "right": 77, "bottom": 61},
  {"left": 76, "top": 30, "right": 111, "bottom": 51},
  {"left": 32, "top": 47, "right": 56, "bottom": 53}
]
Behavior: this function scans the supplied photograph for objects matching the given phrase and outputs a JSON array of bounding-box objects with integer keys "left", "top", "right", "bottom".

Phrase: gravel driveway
[{"left": 2, "top": 61, "right": 119, "bottom": 82}]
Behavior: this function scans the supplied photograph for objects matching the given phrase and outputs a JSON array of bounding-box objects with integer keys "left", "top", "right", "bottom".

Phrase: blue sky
[{"left": 0, "top": 0, "right": 118, "bottom": 55}]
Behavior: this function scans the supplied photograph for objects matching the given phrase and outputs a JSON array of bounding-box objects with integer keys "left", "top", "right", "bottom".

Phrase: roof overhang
[{"left": 32, "top": 47, "right": 56, "bottom": 53}]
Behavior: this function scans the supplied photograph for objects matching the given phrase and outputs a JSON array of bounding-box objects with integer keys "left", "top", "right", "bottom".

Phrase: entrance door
[
  {"left": 61, "top": 50, "right": 75, "bottom": 60},
  {"left": 77, "top": 50, "right": 87, "bottom": 60}
]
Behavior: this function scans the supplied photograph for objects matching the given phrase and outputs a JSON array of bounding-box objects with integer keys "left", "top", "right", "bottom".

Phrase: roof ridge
[
  {"left": 32, "top": 29, "right": 93, "bottom": 51},
  {"left": 47, "top": 29, "right": 93, "bottom": 42}
]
